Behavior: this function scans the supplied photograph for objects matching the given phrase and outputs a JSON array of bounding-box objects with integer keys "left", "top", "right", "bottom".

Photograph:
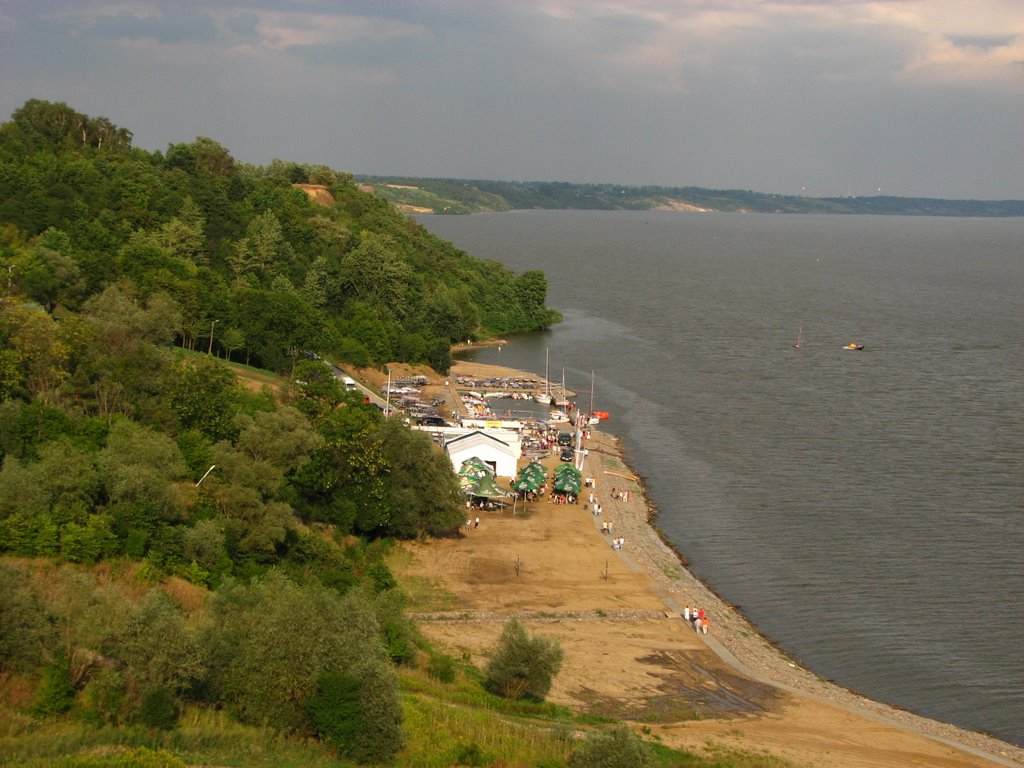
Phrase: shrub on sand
[{"left": 483, "top": 618, "right": 563, "bottom": 701}]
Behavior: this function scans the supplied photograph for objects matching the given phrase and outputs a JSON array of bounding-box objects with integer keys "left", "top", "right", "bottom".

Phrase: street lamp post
[
  {"left": 207, "top": 319, "right": 218, "bottom": 355},
  {"left": 195, "top": 464, "right": 217, "bottom": 487}
]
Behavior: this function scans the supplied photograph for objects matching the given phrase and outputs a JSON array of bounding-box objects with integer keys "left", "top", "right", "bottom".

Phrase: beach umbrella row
[
  {"left": 511, "top": 460, "right": 547, "bottom": 494},
  {"left": 552, "top": 462, "right": 581, "bottom": 494}
]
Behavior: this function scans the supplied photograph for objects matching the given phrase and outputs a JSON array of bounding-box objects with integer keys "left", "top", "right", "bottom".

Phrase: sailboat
[
  {"left": 793, "top": 325, "right": 803, "bottom": 349},
  {"left": 534, "top": 348, "right": 552, "bottom": 404},
  {"left": 553, "top": 368, "right": 571, "bottom": 408},
  {"left": 585, "top": 369, "right": 608, "bottom": 424}
]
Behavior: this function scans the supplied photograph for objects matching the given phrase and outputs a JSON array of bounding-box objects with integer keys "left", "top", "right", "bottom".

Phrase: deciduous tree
[{"left": 484, "top": 618, "right": 563, "bottom": 701}]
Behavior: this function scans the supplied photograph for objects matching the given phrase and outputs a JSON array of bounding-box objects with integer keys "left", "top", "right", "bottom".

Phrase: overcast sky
[{"left": 2, "top": 1, "right": 1022, "bottom": 199}]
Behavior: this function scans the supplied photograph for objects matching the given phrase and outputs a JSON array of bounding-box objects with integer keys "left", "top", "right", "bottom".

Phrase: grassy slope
[{"left": 0, "top": 361, "right": 792, "bottom": 768}]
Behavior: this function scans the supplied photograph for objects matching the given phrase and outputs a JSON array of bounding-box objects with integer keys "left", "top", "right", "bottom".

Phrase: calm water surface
[{"left": 419, "top": 211, "right": 1024, "bottom": 746}]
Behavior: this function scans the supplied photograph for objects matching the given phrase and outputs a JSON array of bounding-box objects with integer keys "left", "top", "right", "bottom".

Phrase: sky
[{"left": 2, "top": 1, "right": 1023, "bottom": 200}]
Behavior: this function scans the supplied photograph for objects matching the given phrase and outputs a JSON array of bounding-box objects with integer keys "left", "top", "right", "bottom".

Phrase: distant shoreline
[{"left": 368, "top": 176, "right": 1024, "bottom": 218}]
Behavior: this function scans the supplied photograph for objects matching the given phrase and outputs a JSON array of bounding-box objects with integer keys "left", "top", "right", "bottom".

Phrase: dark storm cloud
[{"left": 0, "top": 1, "right": 1021, "bottom": 199}]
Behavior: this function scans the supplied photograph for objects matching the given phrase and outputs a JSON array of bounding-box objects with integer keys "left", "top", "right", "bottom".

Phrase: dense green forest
[
  {"left": 360, "top": 176, "right": 1024, "bottom": 216},
  {"left": 0, "top": 101, "right": 782, "bottom": 767},
  {"left": 0, "top": 99, "right": 560, "bottom": 376},
  {"left": 0, "top": 100, "right": 568, "bottom": 765}
]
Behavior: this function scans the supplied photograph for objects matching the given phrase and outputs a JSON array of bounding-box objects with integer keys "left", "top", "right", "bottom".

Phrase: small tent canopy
[
  {"left": 521, "top": 461, "right": 546, "bottom": 476},
  {"left": 553, "top": 475, "right": 581, "bottom": 493},
  {"left": 459, "top": 457, "right": 494, "bottom": 479},
  {"left": 512, "top": 475, "right": 541, "bottom": 492},
  {"left": 468, "top": 473, "right": 511, "bottom": 500}
]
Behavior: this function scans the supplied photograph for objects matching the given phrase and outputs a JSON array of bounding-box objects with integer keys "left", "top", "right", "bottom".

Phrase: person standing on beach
[
  {"left": 683, "top": 606, "right": 691, "bottom": 623},
  {"left": 701, "top": 617, "right": 709, "bottom": 634}
]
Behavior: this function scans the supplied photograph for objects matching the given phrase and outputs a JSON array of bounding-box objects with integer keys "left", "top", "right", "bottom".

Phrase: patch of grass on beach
[
  {"left": 648, "top": 740, "right": 796, "bottom": 767},
  {"left": 399, "top": 694, "right": 574, "bottom": 768},
  {"left": 386, "top": 548, "right": 459, "bottom": 611},
  {"left": 398, "top": 664, "right": 573, "bottom": 722},
  {"left": 660, "top": 563, "right": 683, "bottom": 581}
]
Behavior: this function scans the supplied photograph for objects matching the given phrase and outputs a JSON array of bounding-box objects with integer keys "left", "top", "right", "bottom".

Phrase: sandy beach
[{"left": 392, "top": 360, "right": 1024, "bottom": 768}]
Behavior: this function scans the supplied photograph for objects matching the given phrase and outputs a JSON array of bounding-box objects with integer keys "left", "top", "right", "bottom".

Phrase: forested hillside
[
  {"left": 0, "top": 100, "right": 739, "bottom": 768},
  {"left": 0, "top": 100, "right": 566, "bottom": 765},
  {"left": 0, "top": 99, "right": 559, "bottom": 376}
]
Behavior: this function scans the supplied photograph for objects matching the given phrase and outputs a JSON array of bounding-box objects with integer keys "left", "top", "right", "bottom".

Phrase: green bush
[
  {"left": 0, "top": 562, "right": 53, "bottom": 673},
  {"left": 306, "top": 665, "right": 403, "bottom": 764},
  {"left": 453, "top": 742, "right": 492, "bottom": 767},
  {"left": 569, "top": 726, "right": 655, "bottom": 768},
  {"left": 32, "top": 653, "right": 75, "bottom": 716},
  {"left": 80, "top": 667, "right": 127, "bottom": 726},
  {"left": 367, "top": 560, "right": 397, "bottom": 592},
  {"left": 305, "top": 672, "right": 364, "bottom": 755},
  {"left": 483, "top": 618, "right": 564, "bottom": 701},
  {"left": 427, "top": 652, "right": 456, "bottom": 683},
  {"left": 138, "top": 686, "right": 180, "bottom": 729}
]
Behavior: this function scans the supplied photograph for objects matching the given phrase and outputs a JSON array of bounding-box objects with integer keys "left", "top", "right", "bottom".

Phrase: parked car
[
  {"left": 559, "top": 447, "right": 574, "bottom": 462},
  {"left": 557, "top": 432, "right": 573, "bottom": 446}
]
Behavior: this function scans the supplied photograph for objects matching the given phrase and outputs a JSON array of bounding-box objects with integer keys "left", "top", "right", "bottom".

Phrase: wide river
[{"left": 418, "top": 210, "right": 1024, "bottom": 746}]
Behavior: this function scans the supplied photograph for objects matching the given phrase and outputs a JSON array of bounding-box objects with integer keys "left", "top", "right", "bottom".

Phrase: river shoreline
[{"left": 441, "top": 359, "right": 1024, "bottom": 767}]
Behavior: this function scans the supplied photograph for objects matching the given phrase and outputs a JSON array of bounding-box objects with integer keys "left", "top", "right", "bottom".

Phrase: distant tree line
[{"left": 361, "top": 175, "right": 1024, "bottom": 216}]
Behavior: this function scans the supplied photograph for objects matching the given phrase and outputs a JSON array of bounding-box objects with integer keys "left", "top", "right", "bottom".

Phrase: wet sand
[{"left": 394, "top": 360, "right": 1024, "bottom": 767}]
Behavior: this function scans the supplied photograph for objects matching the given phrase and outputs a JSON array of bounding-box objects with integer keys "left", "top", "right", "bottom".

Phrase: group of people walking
[{"left": 683, "top": 605, "right": 709, "bottom": 634}]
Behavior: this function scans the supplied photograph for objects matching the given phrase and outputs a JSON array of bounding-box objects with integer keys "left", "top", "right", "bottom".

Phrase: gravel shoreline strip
[
  {"left": 584, "top": 428, "right": 1024, "bottom": 768},
  {"left": 447, "top": 359, "right": 1023, "bottom": 765}
]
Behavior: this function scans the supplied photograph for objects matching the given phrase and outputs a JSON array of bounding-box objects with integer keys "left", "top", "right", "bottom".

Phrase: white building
[{"left": 443, "top": 429, "right": 521, "bottom": 478}]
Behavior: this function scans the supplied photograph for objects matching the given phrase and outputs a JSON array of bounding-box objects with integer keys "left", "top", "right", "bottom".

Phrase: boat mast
[{"left": 545, "top": 347, "right": 550, "bottom": 398}]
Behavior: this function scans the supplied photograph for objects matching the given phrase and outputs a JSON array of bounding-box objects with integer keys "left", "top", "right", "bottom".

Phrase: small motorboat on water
[{"left": 843, "top": 342, "right": 865, "bottom": 350}]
